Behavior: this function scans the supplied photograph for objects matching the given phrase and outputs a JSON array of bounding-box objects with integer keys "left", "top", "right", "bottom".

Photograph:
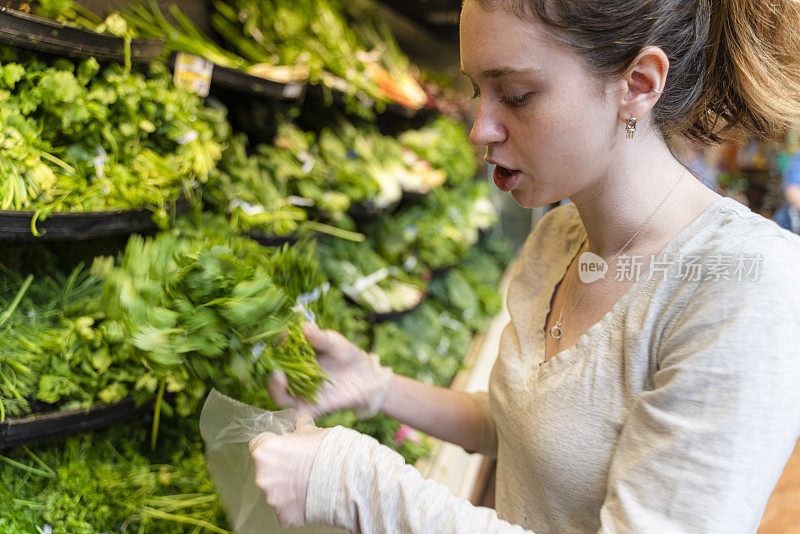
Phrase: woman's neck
[{"left": 568, "top": 133, "right": 722, "bottom": 260}]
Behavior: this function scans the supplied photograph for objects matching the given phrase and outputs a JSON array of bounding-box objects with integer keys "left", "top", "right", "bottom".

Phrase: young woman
[{"left": 249, "top": 1, "right": 800, "bottom": 531}]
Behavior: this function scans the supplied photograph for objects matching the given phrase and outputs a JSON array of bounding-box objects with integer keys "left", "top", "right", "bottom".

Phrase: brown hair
[{"left": 470, "top": 0, "right": 800, "bottom": 145}]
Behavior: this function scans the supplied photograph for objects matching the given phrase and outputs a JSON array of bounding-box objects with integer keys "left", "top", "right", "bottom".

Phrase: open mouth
[{"left": 493, "top": 165, "right": 521, "bottom": 192}]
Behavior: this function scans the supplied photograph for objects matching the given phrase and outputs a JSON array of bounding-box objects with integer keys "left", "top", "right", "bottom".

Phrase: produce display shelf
[
  {"left": 209, "top": 64, "right": 307, "bottom": 102},
  {"left": 0, "top": 7, "right": 164, "bottom": 63},
  {"left": 168, "top": 52, "right": 431, "bottom": 120},
  {"left": 303, "top": 83, "right": 424, "bottom": 119},
  {"left": 0, "top": 398, "right": 148, "bottom": 450},
  {"left": 0, "top": 194, "right": 193, "bottom": 241}
]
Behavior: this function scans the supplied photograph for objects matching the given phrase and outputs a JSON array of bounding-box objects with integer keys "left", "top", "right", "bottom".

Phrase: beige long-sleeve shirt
[{"left": 306, "top": 196, "right": 800, "bottom": 533}]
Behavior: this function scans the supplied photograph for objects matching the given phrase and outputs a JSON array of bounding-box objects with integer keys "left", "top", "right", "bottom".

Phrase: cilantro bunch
[
  {"left": 90, "top": 228, "right": 326, "bottom": 423},
  {"left": 0, "top": 46, "right": 227, "bottom": 228},
  {"left": 399, "top": 116, "right": 479, "bottom": 186},
  {"left": 204, "top": 134, "right": 308, "bottom": 237},
  {"left": 0, "top": 215, "right": 377, "bottom": 423},
  {"left": 0, "top": 418, "right": 228, "bottom": 533},
  {"left": 428, "top": 236, "right": 514, "bottom": 332},
  {"left": 317, "top": 237, "right": 427, "bottom": 315},
  {"left": 366, "top": 181, "right": 498, "bottom": 271}
]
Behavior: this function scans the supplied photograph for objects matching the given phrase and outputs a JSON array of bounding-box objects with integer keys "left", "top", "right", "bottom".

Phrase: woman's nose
[{"left": 469, "top": 101, "right": 507, "bottom": 147}]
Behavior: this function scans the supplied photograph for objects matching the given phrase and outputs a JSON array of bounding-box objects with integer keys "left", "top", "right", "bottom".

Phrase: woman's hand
[
  {"left": 249, "top": 412, "right": 331, "bottom": 527},
  {"left": 268, "top": 322, "right": 393, "bottom": 419}
]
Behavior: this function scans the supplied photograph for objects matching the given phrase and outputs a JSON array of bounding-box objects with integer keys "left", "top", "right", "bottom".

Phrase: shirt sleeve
[
  {"left": 597, "top": 233, "right": 800, "bottom": 533},
  {"left": 306, "top": 426, "right": 530, "bottom": 533}
]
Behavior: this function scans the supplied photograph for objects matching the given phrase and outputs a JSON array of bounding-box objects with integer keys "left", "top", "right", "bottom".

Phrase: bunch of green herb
[
  {"left": 0, "top": 46, "right": 227, "bottom": 231},
  {"left": 122, "top": 0, "right": 248, "bottom": 70},
  {"left": 372, "top": 301, "right": 473, "bottom": 388},
  {"left": 261, "top": 238, "right": 372, "bottom": 349},
  {"left": 272, "top": 120, "right": 389, "bottom": 209},
  {"left": 315, "top": 121, "right": 405, "bottom": 209},
  {"left": 366, "top": 181, "right": 498, "bottom": 271},
  {"left": 204, "top": 133, "right": 308, "bottom": 237},
  {"left": 399, "top": 116, "right": 478, "bottom": 186},
  {"left": 89, "top": 228, "right": 325, "bottom": 428},
  {"left": 209, "top": 0, "right": 382, "bottom": 112},
  {"left": 205, "top": 133, "right": 363, "bottom": 241},
  {"left": 428, "top": 236, "right": 513, "bottom": 332},
  {"left": 0, "top": 217, "right": 372, "bottom": 423},
  {"left": 231, "top": 117, "right": 406, "bottom": 224},
  {"left": 271, "top": 114, "right": 443, "bottom": 210},
  {"left": 317, "top": 237, "right": 427, "bottom": 315},
  {"left": 0, "top": 417, "right": 228, "bottom": 533},
  {"left": 0, "top": 264, "right": 111, "bottom": 419}
]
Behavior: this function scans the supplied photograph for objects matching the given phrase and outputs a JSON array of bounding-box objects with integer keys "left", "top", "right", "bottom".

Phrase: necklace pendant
[{"left": 550, "top": 321, "right": 563, "bottom": 340}]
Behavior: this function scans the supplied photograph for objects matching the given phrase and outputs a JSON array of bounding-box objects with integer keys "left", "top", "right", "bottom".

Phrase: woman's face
[{"left": 460, "top": 0, "right": 620, "bottom": 208}]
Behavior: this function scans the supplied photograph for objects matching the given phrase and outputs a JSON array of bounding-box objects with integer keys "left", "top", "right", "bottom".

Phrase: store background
[{"left": 0, "top": 0, "right": 798, "bottom": 531}]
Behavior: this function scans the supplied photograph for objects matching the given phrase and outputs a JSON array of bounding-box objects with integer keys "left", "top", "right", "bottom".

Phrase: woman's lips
[{"left": 493, "top": 165, "right": 521, "bottom": 192}]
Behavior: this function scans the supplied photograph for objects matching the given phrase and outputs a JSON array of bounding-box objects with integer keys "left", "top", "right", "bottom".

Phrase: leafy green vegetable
[
  {"left": 32, "top": 0, "right": 104, "bottom": 32},
  {"left": 399, "top": 117, "right": 478, "bottom": 186},
  {"left": 123, "top": 0, "right": 248, "bottom": 69},
  {"left": 372, "top": 301, "right": 472, "bottom": 388},
  {"left": 366, "top": 181, "right": 498, "bottom": 271},
  {"left": 0, "top": 417, "right": 228, "bottom": 533},
  {"left": 428, "top": 236, "right": 513, "bottom": 331},
  {"left": 317, "top": 237, "right": 427, "bottom": 315},
  {"left": 0, "top": 46, "right": 227, "bottom": 232},
  {"left": 89, "top": 222, "right": 327, "bottom": 418}
]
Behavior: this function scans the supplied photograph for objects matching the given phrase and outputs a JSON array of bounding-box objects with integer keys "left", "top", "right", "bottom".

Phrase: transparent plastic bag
[{"left": 199, "top": 389, "right": 345, "bottom": 533}]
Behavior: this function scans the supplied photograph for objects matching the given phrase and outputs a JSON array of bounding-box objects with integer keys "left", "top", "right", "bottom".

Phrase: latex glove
[
  {"left": 249, "top": 411, "right": 331, "bottom": 527},
  {"left": 268, "top": 322, "right": 393, "bottom": 419}
]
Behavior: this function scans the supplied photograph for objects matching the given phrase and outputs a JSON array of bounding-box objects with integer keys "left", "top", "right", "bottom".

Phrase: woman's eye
[{"left": 501, "top": 93, "right": 532, "bottom": 107}]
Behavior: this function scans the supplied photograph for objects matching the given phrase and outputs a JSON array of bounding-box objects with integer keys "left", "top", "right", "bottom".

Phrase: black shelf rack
[{"left": 0, "top": 6, "right": 164, "bottom": 63}]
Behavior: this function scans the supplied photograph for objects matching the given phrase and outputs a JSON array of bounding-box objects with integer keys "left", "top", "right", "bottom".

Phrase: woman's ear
[{"left": 617, "top": 46, "right": 669, "bottom": 124}]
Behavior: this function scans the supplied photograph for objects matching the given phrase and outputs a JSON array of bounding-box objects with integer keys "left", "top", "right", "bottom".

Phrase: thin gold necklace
[{"left": 549, "top": 169, "right": 686, "bottom": 340}]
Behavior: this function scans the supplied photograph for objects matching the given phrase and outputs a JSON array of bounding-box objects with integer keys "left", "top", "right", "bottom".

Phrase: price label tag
[{"left": 173, "top": 52, "right": 214, "bottom": 97}]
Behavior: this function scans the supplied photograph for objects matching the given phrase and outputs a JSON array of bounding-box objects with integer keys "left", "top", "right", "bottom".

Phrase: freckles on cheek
[{"left": 551, "top": 98, "right": 610, "bottom": 160}]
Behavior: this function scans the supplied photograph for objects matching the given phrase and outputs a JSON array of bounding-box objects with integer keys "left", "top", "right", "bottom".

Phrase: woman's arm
[
  {"left": 381, "top": 373, "right": 486, "bottom": 453},
  {"left": 269, "top": 323, "right": 496, "bottom": 453},
  {"left": 306, "top": 425, "right": 529, "bottom": 533}
]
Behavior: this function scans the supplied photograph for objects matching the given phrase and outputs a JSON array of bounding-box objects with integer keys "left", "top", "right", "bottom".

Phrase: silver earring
[
  {"left": 625, "top": 117, "right": 637, "bottom": 139},
  {"left": 651, "top": 88, "right": 663, "bottom": 94}
]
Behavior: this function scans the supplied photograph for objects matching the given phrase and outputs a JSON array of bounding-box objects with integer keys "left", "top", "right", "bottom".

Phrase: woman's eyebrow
[{"left": 459, "top": 66, "right": 541, "bottom": 80}]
